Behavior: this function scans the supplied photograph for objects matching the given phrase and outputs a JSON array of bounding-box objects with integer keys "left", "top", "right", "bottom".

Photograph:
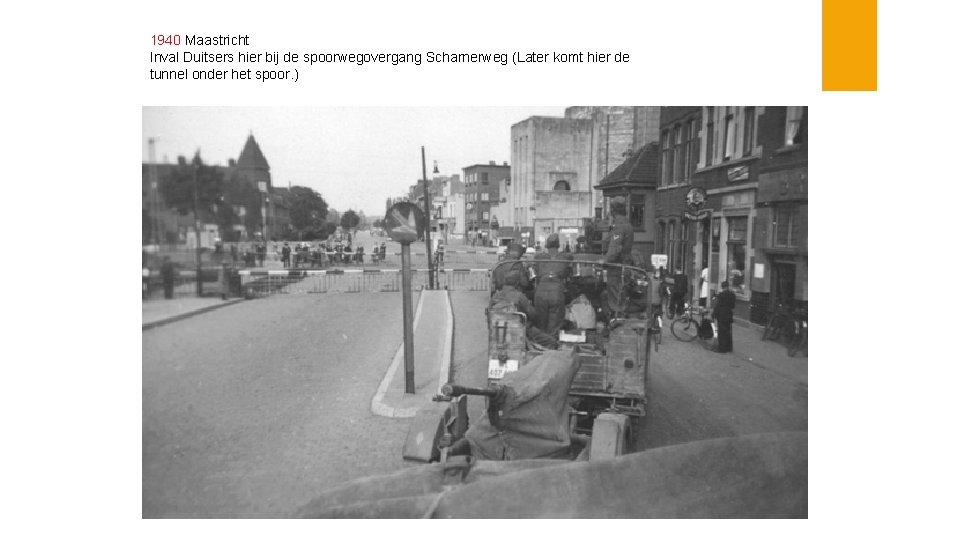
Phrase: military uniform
[
  {"left": 491, "top": 284, "right": 558, "bottom": 349},
  {"left": 491, "top": 259, "right": 529, "bottom": 293},
  {"left": 602, "top": 215, "right": 634, "bottom": 264},
  {"left": 533, "top": 244, "right": 573, "bottom": 336},
  {"left": 601, "top": 215, "right": 637, "bottom": 318}
]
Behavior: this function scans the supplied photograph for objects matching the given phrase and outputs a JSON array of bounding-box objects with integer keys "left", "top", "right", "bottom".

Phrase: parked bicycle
[
  {"left": 787, "top": 305, "right": 807, "bottom": 357},
  {"left": 763, "top": 302, "right": 808, "bottom": 357},
  {"left": 670, "top": 303, "right": 715, "bottom": 343}
]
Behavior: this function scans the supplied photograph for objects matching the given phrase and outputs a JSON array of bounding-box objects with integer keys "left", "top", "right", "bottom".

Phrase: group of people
[
  {"left": 656, "top": 265, "right": 736, "bottom": 353},
  {"left": 488, "top": 196, "right": 737, "bottom": 354},
  {"left": 275, "top": 241, "right": 388, "bottom": 268}
]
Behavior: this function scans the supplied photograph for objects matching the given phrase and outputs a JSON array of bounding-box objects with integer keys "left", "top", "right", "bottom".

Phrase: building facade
[
  {"left": 142, "top": 133, "right": 287, "bottom": 244},
  {"left": 654, "top": 106, "right": 808, "bottom": 324},
  {"left": 462, "top": 162, "right": 507, "bottom": 246},
  {"left": 594, "top": 141, "right": 660, "bottom": 265}
]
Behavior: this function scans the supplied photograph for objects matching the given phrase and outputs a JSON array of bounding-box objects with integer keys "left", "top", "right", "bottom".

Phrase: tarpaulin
[
  {"left": 296, "top": 431, "right": 807, "bottom": 518},
  {"left": 465, "top": 349, "right": 581, "bottom": 460}
]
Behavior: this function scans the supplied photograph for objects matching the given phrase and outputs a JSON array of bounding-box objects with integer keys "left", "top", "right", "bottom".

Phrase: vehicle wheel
[{"left": 671, "top": 317, "right": 699, "bottom": 342}]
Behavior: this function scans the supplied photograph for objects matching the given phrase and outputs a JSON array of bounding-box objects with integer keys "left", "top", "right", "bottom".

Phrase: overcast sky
[{"left": 142, "top": 107, "right": 566, "bottom": 216}]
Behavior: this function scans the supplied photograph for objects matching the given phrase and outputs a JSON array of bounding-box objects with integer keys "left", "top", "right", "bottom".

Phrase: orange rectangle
[{"left": 823, "top": 0, "right": 877, "bottom": 91}]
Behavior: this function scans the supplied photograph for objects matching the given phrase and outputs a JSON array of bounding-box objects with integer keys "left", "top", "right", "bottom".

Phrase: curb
[
  {"left": 370, "top": 289, "right": 454, "bottom": 419},
  {"left": 142, "top": 298, "right": 245, "bottom": 331}
]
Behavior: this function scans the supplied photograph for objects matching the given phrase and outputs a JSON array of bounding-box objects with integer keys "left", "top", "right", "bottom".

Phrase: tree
[
  {"left": 288, "top": 186, "right": 329, "bottom": 232},
  {"left": 159, "top": 152, "right": 224, "bottom": 222},
  {"left": 340, "top": 209, "right": 360, "bottom": 231}
]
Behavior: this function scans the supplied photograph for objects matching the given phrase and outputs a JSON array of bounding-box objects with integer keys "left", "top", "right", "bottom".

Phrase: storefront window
[
  {"left": 630, "top": 195, "right": 645, "bottom": 231},
  {"left": 711, "top": 217, "right": 721, "bottom": 253},
  {"left": 727, "top": 216, "right": 748, "bottom": 294},
  {"left": 774, "top": 205, "right": 800, "bottom": 247}
]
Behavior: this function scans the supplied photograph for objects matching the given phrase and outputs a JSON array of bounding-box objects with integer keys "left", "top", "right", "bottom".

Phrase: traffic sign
[{"left": 385, "top": 202, "right": 425, "bottom": 244}]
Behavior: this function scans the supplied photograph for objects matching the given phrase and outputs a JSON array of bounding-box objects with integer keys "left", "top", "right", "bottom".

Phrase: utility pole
[
  {"left": 192, "top": 163, "right": 203, "bottom": 297},
  {"left": 421, "top": 146, "right": 434, "bottom": 290},
  {"left": 148, "top": 137, "right": 161, "bottom": 245}
]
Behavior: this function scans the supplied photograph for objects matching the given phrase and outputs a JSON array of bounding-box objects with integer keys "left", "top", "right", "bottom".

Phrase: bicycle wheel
[
  {"left": 671, "top": 316, "right": 699, "bottom": 342},
  {"left": 762, "top": 315, "right": 781, "bottom": 341}
]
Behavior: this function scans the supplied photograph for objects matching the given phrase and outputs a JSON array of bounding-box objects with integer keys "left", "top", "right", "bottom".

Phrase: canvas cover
[
  {"left": 466, "top": 349, "right": 581, "bottom": 460},
  {"left": 296, "top": 431, "right": 808, "bottom": 518}
]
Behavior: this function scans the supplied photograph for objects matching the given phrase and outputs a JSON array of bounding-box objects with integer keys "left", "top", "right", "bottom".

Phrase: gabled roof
[
  {"left": 595, "top": 141, "right": 660, "bottom": 191},
  {"left": 236, "top": 134, "right": 269, "bottom": 170}
]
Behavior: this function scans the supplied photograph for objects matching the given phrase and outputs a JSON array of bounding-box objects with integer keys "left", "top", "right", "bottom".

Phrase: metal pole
[
  {"left": 192, "top": 165, "right": 203, "bottom": 297},
  {"left": 148, "top": 137, "right": 160, "bottom": 245},
  {"left": 421, "top": 146, "right": 434, "bottom": 290},
  {"left": 401, "top": 242, "right": 415, "bottom": 394}
]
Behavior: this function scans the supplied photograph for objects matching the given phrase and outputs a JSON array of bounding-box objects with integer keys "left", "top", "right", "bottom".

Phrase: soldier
[
  {"left": 491, "top": 242, "right": 529, "bottom": 293},
  {"left": 602, "top": 196, "right": 633, "bottom": 264},
  {"left": 489, "top": 261, "right": 557, "bottom": 349},
  {"left": 533, "top": 233, "right": 573, "bottom": 336},
  {"left": 601, "top": 197, "right": 635, "bottom": 320}
]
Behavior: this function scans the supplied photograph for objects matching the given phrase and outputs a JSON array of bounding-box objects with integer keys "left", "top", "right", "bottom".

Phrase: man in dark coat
[
  {"left": 671, "top": 266, "right": 689, "bottom": 317},
  {"left": 713, "top": 280, "right": 736, "bottom": 353},
  {"left": 281, "top": 242, "right": 291, "bottom": 268}
]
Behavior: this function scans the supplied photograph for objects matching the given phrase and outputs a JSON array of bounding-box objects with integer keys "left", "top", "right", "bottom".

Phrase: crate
[{"left": 570, "top": 320, "right": 647, "bottom": 398}]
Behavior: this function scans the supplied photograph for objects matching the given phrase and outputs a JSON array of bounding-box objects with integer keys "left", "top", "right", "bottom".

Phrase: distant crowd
[{"left": 228, "top": 240, "right": 389, "bottom": 268}]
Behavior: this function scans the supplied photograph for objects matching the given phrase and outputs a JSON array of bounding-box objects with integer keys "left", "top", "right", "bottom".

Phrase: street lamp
[
  {"left": 421, "top": 147, "right": 435, "bottom": 290},
  {"left": 192, "top": 162, "right": 203, "bottom": 297}
]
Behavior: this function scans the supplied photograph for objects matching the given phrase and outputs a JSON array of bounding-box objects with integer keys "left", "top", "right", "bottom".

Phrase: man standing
[
  {"left": 533, "top": 233, "right": 572, "bottom": 336},
  {"left": 601, "top": 197, "right": 635, "bottom": 319},
  {"left": 714, "top": 280, "right": 736, "bottom": 353},
  {"left": 281, "top": 242, "right": 291, "bottom": 268},
  {"left": 671, "top": 266, "right": 689, "bottom": 317}
]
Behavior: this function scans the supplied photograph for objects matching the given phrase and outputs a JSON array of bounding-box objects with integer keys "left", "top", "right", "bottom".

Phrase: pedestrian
[
  {"left": 563, "top": 242, "right": 571, "bottom": 253},
  {"left": 533, "top": 233, "right": 573, "bottom": 336},
  {"left": 379, "top": 242, "right": 387, "bottom": 262},
  {"left": 492, "top": 242, "right": 529, "bottom": 293},
  {"left": 281, "top": 242, "right": 291, "bottom": 268},
  {"left": 257, "top": 243, "right": 266, "bottom": 267},
  {"left": 699, "top": 266, "right": 710, "bottom": 307},
  {"left": 230, "top": 243, "right": 238, "bottom": 266},
  {"left": 671, "top": 266, "right": 689, "bottom": 317},
  {"left": 161, "top": 256, "right": 176, "bottom": 299},
  {"left": 713, "top": 280, "right": 736, "bottom": 353}
]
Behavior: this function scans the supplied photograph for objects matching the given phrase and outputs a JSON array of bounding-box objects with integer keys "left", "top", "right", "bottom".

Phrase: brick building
[
  {"left": 654, "top": 106, "right": 808, "bottom": 324},
  {"left": 462, "top": 162, "right": 507, "bottom": 246}
]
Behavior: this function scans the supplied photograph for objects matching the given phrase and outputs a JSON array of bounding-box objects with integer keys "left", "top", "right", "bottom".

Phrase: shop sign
[
  {"left": 727, "top": 165, "right": 750, "bottom": 182},
  {"left": 758, "top": 167, "right": 807, "bottom": 202},
  {"left": 651, "top": 254, "right": 668, "bottom": 270},
  {"left": 683, "top": 209, "right": 711, "bottom": 221}
]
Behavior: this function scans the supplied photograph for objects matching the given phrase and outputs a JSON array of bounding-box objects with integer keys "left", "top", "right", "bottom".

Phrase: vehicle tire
[{"left": 671, "top": 316, "right": 699, "bottom": 342}]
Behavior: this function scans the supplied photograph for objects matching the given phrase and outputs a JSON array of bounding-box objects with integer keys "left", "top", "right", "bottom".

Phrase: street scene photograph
[{"left": 142, "top": 106, "right": 809, "bottom": 518}]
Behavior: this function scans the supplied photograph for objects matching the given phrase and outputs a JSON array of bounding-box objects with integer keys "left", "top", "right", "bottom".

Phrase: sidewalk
[
  {"left": 142, "top": 297, "right": 245, "bottom": 330},
  {"left": 717, "top": 318, "right": 807, "bottom": 385},
  {"left": 370, "top": 289, "right": 454, "bottom": 418}
]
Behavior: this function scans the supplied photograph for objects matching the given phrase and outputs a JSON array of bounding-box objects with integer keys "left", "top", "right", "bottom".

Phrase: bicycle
[
  {"left": 762, "top": 303, "right": 795, "bottom": 342},
  {"left": 670, "top": 303, "right": 714, "bottom": 343},
  {"left": 787, "top": 306, "right": 807, "bottom": 357}
]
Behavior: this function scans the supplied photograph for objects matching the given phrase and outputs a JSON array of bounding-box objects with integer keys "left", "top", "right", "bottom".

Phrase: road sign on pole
[{"left": 385, "top": 202, "right": 426, "bottom": 394}]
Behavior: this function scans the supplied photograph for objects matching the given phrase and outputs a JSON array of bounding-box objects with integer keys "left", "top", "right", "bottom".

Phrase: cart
[{"left": 403, "top": 259, "right": 654, "bottom": 465}]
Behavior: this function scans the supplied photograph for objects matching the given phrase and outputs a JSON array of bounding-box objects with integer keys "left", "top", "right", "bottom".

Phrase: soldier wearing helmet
[{"left": 533, "top": 233, "right": 573, "bottom": 336}]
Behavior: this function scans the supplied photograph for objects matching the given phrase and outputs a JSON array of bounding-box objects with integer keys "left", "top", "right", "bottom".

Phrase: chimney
[
  {"left": 228, "top": 158, "right": 236, "bottom": 167},
  {"left": 489, "top": 160, "right": 496, "bottom": 165},
  {"left": 503, "top": 161, "right": 508, "bottom": 166}
]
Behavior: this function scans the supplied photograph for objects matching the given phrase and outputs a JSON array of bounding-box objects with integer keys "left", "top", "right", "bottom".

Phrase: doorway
[{"left": 772, "top": 262, "right": 797, "bottom": 308}]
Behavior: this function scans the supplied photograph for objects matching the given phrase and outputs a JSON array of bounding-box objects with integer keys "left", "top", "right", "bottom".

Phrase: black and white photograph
[{"left": 142, "top": 106, "right": 808, "bottom": 518}]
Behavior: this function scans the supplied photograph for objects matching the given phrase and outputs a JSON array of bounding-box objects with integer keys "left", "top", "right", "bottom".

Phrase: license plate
[{"left": 488, "top": 359, "right": 519, "bottom": 379}]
